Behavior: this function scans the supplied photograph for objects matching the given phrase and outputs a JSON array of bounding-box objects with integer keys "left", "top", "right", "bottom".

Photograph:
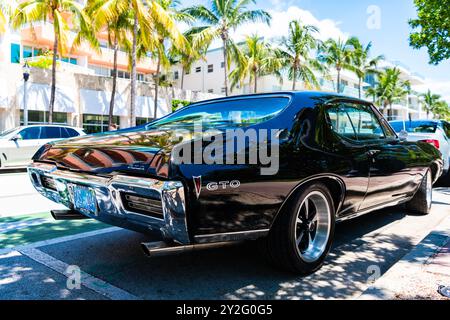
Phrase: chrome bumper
[{"left": 27, "top": 162, "right": 190, "bottom": 244}]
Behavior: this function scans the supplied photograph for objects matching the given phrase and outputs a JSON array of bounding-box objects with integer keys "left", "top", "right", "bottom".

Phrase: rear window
[
  {"left": 147, "top": 97, "right": 290, "bottom": 130},
  {"left": 389, "top": 121, "right": 437, "bottom": 133},
  {"left": 62, "top": 127, "right": 81, "bottom": 138}
]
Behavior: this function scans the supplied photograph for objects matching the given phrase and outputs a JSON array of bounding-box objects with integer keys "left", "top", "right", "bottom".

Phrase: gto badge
[{"left": 206, "top": 180, "right": 241, "bottom": 191}]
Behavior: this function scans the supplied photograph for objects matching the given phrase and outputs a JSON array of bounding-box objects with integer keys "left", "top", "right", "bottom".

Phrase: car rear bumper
[{"left": 27, "top": 162, "right": 190, "bottom": 244}]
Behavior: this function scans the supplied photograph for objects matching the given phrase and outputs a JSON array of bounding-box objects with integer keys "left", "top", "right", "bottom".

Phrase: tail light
[{"left": 419, "top": 139, "right": 440, "bottom": 149}]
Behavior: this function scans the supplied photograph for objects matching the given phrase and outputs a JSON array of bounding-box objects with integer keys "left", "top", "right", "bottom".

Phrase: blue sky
[{"left": 182, "top": 0, "right": 450, "bottom": 100}]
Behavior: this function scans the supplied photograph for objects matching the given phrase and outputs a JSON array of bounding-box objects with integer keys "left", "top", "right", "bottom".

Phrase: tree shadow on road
[{"left": 37, "top": 207, "right": 418, "bottom": 300}]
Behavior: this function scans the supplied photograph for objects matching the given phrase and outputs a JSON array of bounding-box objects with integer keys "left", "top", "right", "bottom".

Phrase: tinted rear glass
[
  {"left": 62, "top": 128, "right": 80, "bottom": 138},
  {"left": 389, "top": 121, "right": 437, "bottom": 133},
  {"left": 147, "top": 97, "right": 290, "bottom": 130}
]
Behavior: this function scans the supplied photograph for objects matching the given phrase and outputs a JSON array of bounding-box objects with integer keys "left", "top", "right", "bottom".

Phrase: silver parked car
[
  {"left": 0, "top": 125, "right": 85, "bottom": 168},
  {"left": 390, "top": 120, "right": 450, "bottom": 175}
]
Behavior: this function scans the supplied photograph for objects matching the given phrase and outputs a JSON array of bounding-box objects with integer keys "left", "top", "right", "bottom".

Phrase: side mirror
[
  {"left": 10, "top": 134, "right": 22, "bottom": 142},
  {"left": 399, "top": 130, "right": 408, "bottom": 142}
]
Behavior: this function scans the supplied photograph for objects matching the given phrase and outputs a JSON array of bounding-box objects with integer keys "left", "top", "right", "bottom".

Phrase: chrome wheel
[
  {"left": 294, "top": 191, "right": 331, "bottom": 263},
  {"left": 426, "top": 171, "right": 432, "bottom": 210}
]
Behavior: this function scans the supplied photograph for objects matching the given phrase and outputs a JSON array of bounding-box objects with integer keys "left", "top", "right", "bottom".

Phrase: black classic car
[{"left": 28, "top": 92, "right": 443, "bottom": 274}]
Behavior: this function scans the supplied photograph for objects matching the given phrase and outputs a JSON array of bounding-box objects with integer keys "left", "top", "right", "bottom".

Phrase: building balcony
[
  {"left": 87, "top": 47, "right": 157, "bottom": 74},
  {"left": 24, "top": 56, "right": 95, "bottom": 75},
  {"left": 20, "top": 23, "right": 157, "bottom": 74}
]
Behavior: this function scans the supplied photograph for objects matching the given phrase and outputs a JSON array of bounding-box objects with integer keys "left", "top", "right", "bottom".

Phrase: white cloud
[
  {"left": 207, "top": 5, "right": 349, "bottom": 49},
  {"left": 413, "top": 80, "right": 450, "bottom": 103}
]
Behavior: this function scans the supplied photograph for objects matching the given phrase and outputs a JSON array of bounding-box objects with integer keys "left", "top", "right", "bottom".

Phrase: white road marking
[
  {"left": 20, "top": 248, "right": 140, "bottom": 300},
  {"left": 0, "top": 227, "right": 120, "bottom": 255}
]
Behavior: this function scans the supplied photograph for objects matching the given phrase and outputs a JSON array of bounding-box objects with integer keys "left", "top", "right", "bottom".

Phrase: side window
[
  {"left": 326, "top": 103, "right": 386, "bottom": 141},
  {"left": 18, "top": 127, "right": 41, "bottom": 140},
  {"left": 442, "top": 122, "right": 450, "bottom": 139},
  {"left": 41, "top": 127, "right": 62, "bottom": 139},
  {"left": 326, "top": 105, "right": 357, "bottom": 140}
]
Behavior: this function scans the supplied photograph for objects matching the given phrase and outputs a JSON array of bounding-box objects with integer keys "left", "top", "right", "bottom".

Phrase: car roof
[
  {"left": 17, "top": 124, "right": 84, "bottom": 130},
  {"left": 389, "top": 120, "right": 440, "bottom": 124},
  {"left": 189, "top": 91, "right": 371, "bottom": 106}
]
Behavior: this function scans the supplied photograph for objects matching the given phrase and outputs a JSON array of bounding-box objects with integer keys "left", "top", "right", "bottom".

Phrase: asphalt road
[{"left": 1, "top": 172, "right": 450, "bottom": 300}]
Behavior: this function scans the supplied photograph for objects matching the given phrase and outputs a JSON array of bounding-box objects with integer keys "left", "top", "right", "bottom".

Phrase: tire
[
  {"left": 406, "top": 169, "right": 432, "bottom": 215},
  {"left": 260, "top": 183, "right": 335, "bottom": 275}
]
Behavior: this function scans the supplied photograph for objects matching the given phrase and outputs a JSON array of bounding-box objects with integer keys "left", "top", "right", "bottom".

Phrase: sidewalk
[
  {"left": 0, "top": 172, "right": 65, "bottom": 218},
  {"left": 360, "top": 216, "right": 450, "bottom": 300}
]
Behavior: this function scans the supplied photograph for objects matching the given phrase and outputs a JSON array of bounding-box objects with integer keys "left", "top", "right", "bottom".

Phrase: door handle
[{"left": 367, "top": 149, "right": 381, "bottom": 158}]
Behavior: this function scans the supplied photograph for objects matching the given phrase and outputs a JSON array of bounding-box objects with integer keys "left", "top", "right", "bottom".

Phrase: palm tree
[
  {"left": 149, "top": 0, "right": 190, "bottom": 120},
  {"left": 184, "top": 0, "right": 271, "bottom": 96},
  {"left": 420, "top": 90, "right": 441, "bottom": 119},
  {"left": 347, "top": 37, "right": 384, "bottom": 99},
  {"left": 318, "top": 38, "right": 354, "bottom": 93},
  {"left": 276, "top": 20, "right": 323, "bottom": 91},
  {"left": 366, "top": 68, "right": 410, "bottom": 118},
  {"left": 229, "top": 35, "right": 281, "bottom": 93},
  {"left": 85, "top": 0, "right": 132, "bottom": 128},
  {"left": 432, "top": 100, "right": 450, "bottom": 120},
  {"left": 11, "top": 0, "right": 93, "bottom": 123},
  {"left": 90, "top": 0, "right": 185, "bottom": 127},
  {"left": 0, "top": 0, "right": 10, "bottom": 35},
  {"left": 171, "top": 30, "right": 208, "bottom": 90}
]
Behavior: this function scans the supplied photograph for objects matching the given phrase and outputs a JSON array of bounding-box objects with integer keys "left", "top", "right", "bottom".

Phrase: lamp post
[{"left": 22, "top": 62, "right": 31, "bottom": 126}]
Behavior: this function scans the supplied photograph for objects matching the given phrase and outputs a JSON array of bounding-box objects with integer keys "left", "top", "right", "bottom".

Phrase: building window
[
  {"left": 82, "top": 114, "right": 120, "bottom": 134},
  {"left": 185, "top": 69, "right": 190, "bottom": 75},
  {"left": 221, "top": 87, "right": 226, "bottom": 93},
  {"left": 20, "top": 110, "right": 68, "bottom": 125},
  {"left": 207, "top": 89, "right": 214, "bottom": 93},
  {"left": 90, "top": 65, "right": 110, "bottom": 77},
  {"left": 136, "top": 117, "right": 154, "bottom": 126},
  {"left": 195, "top": 66, "right": 201, "bottom": 73},
  {"left": 208, "top": 64, "right": 213, "bottom": 73},
  {"left": 174, "top": 71, "right": 179, "bottom": 80},
  {"left": 341, "top": 80, "right": 349, "bottom": 86},
  {"left": 70, "top": 58, "right": 78, "bottom": 65},
  {"left": 221, "top": 62, "right": 225, "bottom": 68},
  {"left": 23, "top": 46, "right": 33, "bottom": 59},
  {"left": 137, "top": 74, "right": 145, "bottom": 81},
  {"left": 11, "top": 43, "right": 21, "bottom": 64}
]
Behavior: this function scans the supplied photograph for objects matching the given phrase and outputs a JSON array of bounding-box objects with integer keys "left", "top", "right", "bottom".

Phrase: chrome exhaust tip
[
  {"left": 51, "top": 209, "right": 90, "bottom": 220},
  {"left": 140, "top": 241, "right": 238, "bottom": 258}
]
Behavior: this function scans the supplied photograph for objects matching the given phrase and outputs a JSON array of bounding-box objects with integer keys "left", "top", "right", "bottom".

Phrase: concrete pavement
[
  {"left": 360, "top": 216, "right": 450, "bottom": 300},
  {"left": 0, "top": 172, "right": 65, "bottom": 218}
]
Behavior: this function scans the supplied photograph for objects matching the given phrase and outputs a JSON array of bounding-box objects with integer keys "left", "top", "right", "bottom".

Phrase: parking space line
[
  {"left": 20, "top": 248, "right": 140, "bottom": 300},
  {"left": 0, "top": 226, "right": 120, "bottom": 255}
]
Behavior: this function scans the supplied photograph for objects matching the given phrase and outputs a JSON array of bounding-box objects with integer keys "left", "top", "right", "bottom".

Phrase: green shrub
[{"left": 172, "top": 99, "right": 190, "bottom": 112}]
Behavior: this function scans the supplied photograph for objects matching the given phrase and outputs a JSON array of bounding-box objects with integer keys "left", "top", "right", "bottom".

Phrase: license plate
[{"left": 71, "top": 185, "right": 97, "bottom": 215}]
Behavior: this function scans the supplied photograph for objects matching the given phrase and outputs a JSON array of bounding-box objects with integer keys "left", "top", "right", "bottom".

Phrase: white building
[
  {"left": 171, "top": 47, "right": 365, "bottom": 97},
  {"left": 171, "top": 45, "right": 431, "bottom": 122}
]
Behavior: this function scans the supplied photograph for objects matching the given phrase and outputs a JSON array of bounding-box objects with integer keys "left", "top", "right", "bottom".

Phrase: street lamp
[{"left": 22, "top": 62, "right": 31, "bottom": 126}]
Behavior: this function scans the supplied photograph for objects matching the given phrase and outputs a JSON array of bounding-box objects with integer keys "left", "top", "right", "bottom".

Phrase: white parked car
[
  {"left": 390, "top": 120, "right": 450, "bottom": 176},
  {"left": 0, "top": 125, "right": 85, "bottom": 168}
]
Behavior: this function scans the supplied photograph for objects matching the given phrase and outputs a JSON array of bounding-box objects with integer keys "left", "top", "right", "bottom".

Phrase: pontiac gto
[{"left": 28, "top": 92, "right": 443, "bottom": 274}]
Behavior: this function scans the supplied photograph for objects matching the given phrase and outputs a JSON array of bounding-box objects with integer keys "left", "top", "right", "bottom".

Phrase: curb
[{"left": 359, "top": 216, "right": 450, "bottom": 300}]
